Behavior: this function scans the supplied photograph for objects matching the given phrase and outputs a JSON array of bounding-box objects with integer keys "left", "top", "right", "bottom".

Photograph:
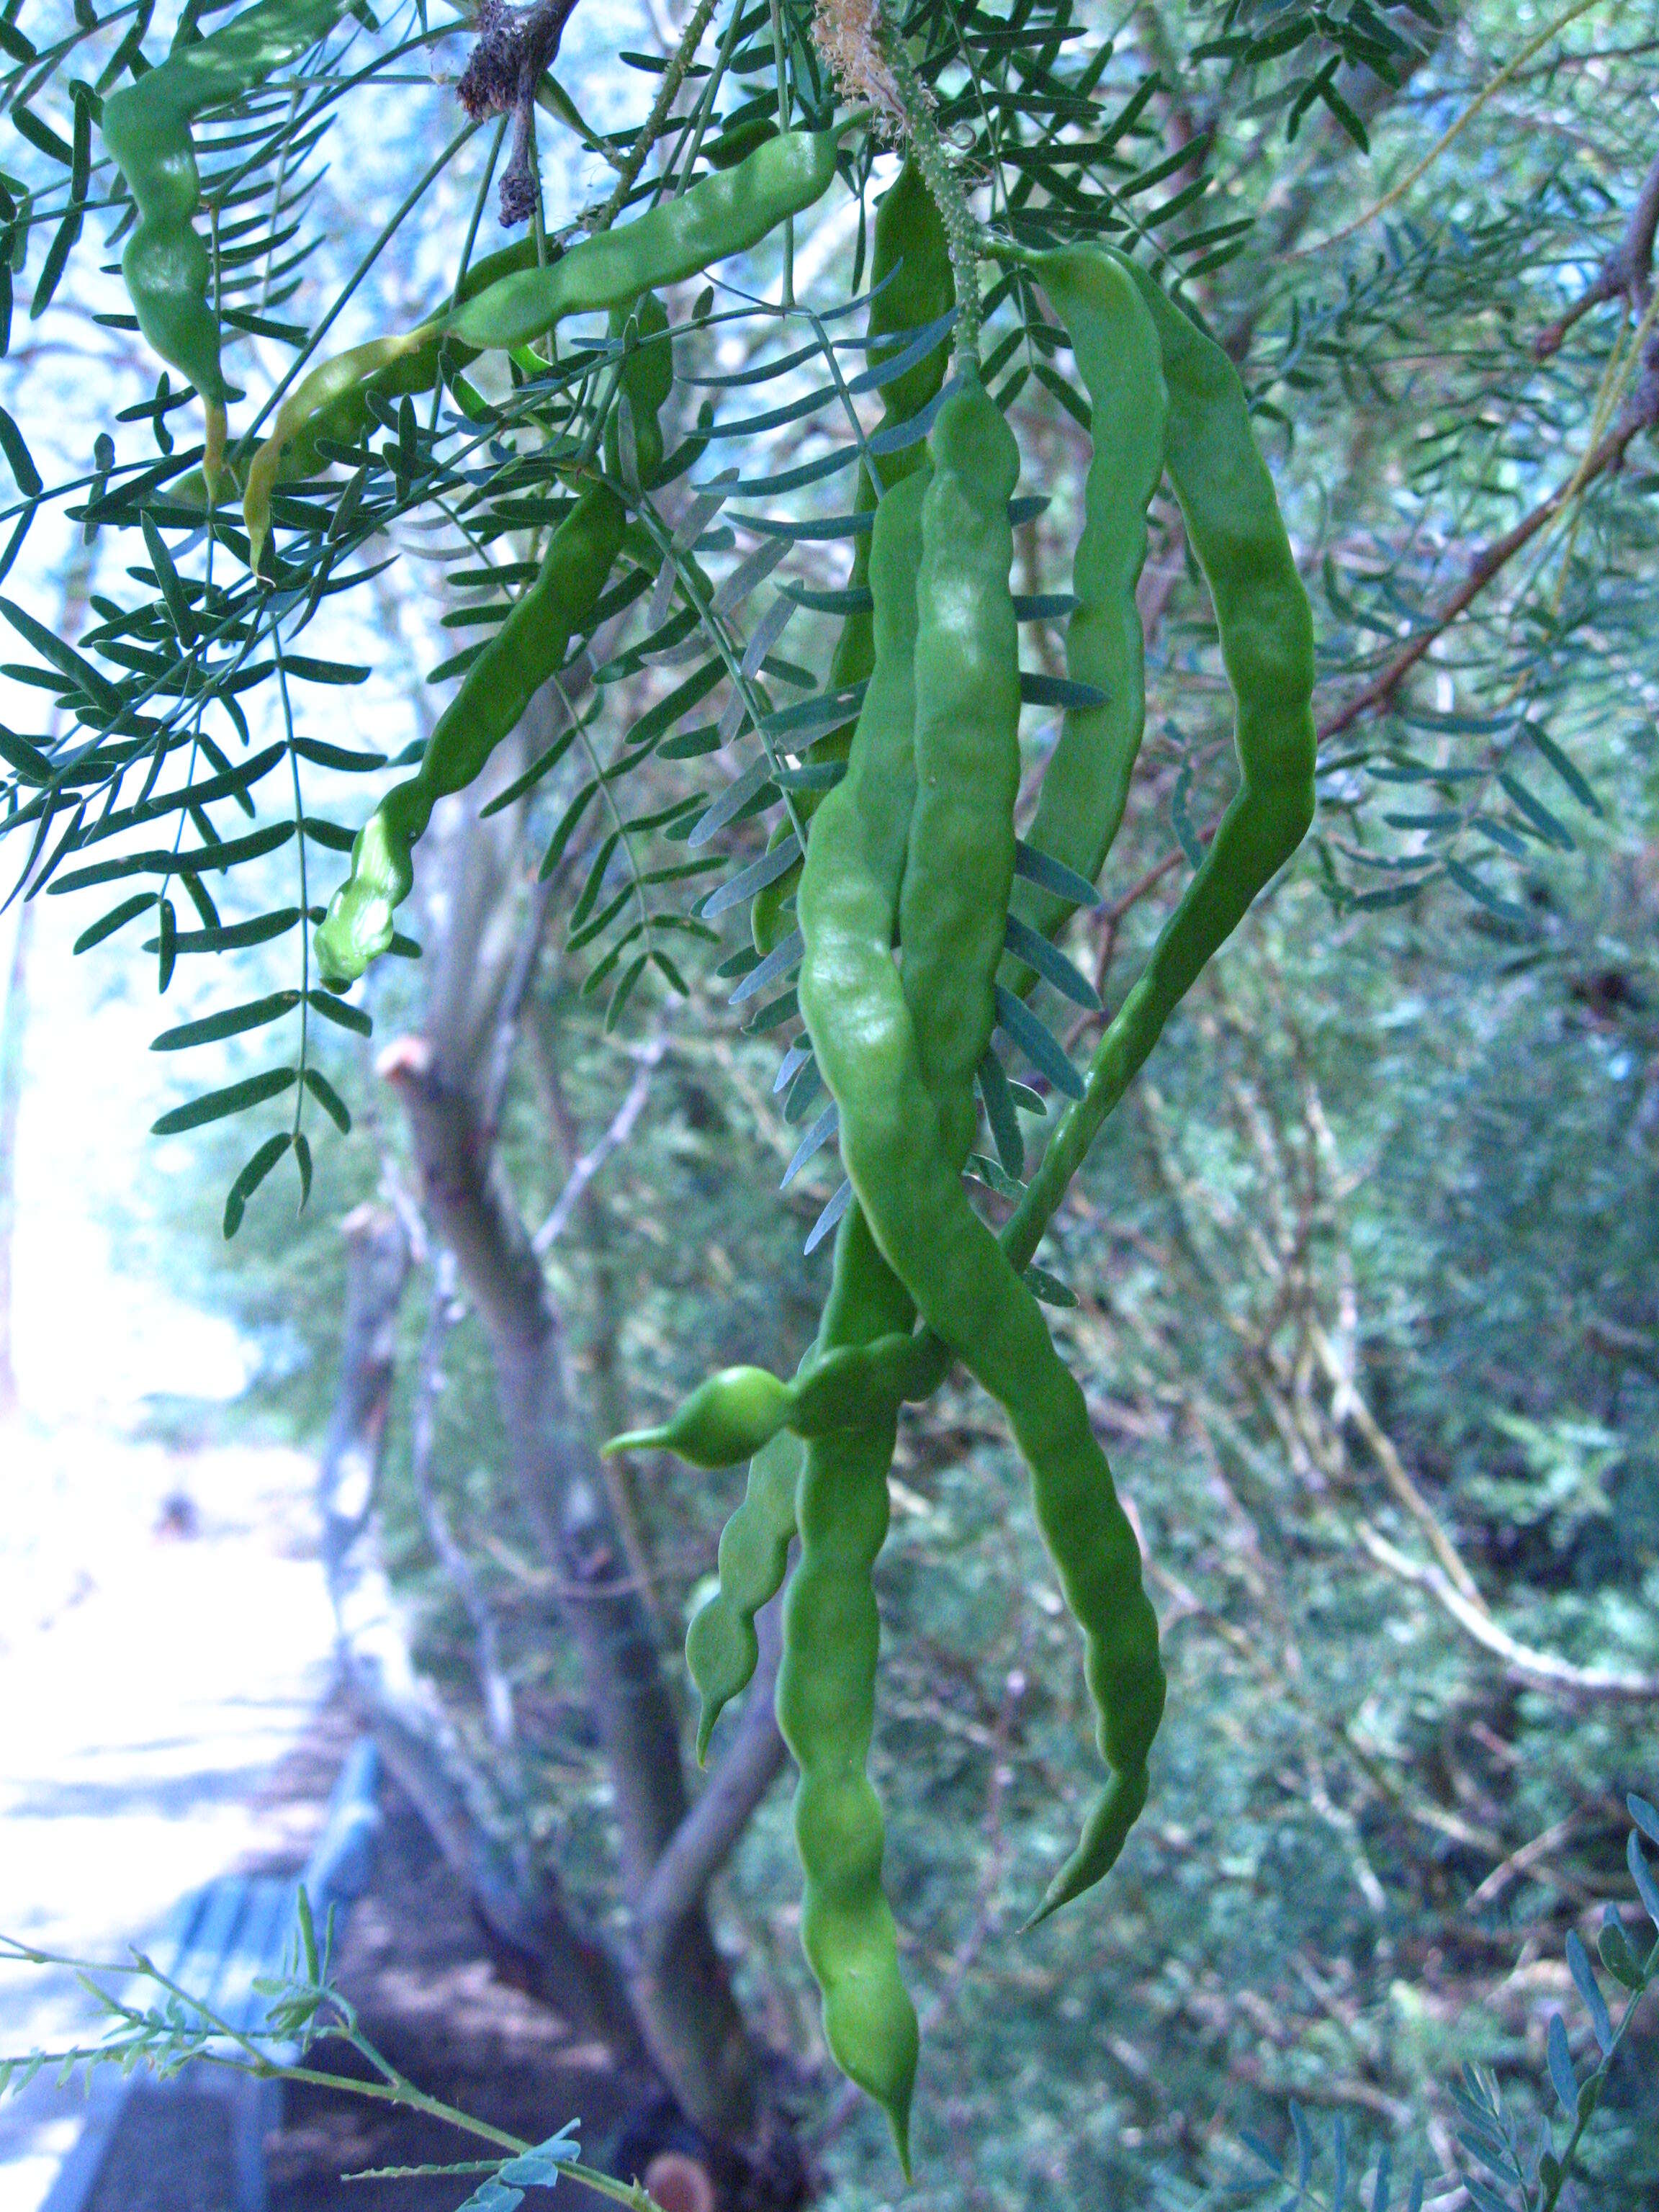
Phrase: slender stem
[
  {"left": 936, "top": 0, "right": 1007, "bottom": 226},
  {"left": 595, "top": 0, "right": 723, "bottom": 233},
  {"left": 570, "top": 675, "right": 655, "bottom": 960},
  {"left": 237, "top": 120, "right": 479, "bottom": 457},
  {"left": 264, "top": 2051, "right": 529, "bottom": 2154},
  {"left": 273, "top": 631, "right": 310, "bottom": 1154},
  {"left": 1547, "top": 275, "right": 1659, "bottom": 606},
  {"left": 431, "top": 114, "right": 510, "bottom": 433},
  {"left": 258, "top": 86, "right": 304, "bottom": 313},
  {"left": 624, "top": 495, "right": 811, "bottom": 862},
  {"left": 881, "top": 22, "right": 983, "bottom": 364},
  {"left": 667, "top": 0, "right": 750, "bottom": 199},
  {"left": 1539, "top": 1944, "right": 1656, "bottom": 2212},
  {"left": 0, "top": 1936, "right": 662, "bottom": 2207},
  {"left": 1295, "top": 0, "right": 1608, "bottom": 259}
]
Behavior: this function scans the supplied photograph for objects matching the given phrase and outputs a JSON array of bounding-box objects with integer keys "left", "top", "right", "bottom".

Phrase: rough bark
[
  {"left": 380, "top": 1034, "right": 771, "bottom": 2143},
  {"left": 318, "top": 1199, "right": 652, "bottom": 2070}
]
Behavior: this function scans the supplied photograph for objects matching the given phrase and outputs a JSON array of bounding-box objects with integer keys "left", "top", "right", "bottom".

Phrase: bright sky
[{"left": 0, "top": 0, "right": 654, "bottom": 1424}]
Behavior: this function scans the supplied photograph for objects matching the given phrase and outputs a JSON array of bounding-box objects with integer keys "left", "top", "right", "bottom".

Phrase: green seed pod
[
  {"left": 243, "top": 236, "right": 541, "bottom": 567},
  {"left": 750, "top": 156, "right": 953, "bottom": 954},
  {"left": 101, "top": 0, "right": 348, "bottom": 472},
  {"left": 1004, "top": 250, "right": 1166, "bottom": 973},
  {"left": 449, "top": 129, "right": 844, "bottom": 352},
  {"left": 899, "top": 379, "right": 1022, "bottom": 1168},
  {"left": 314, "top": 484, "right": 627, "bottom": 986},
  {"left": 606, "top": 1364, "right": 793, "bottom": 1470},
  {"left": 775, "top": 1205, "right": 920, "bottom": 2176},
  {"left": 605, "top": 292, "right": 673, "bottom": 491},
  {"left": 685, "top": 1426, "right": 802, "bottom": 1762}
]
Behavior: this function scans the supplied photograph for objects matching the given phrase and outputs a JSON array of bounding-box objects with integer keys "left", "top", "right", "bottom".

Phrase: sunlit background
[{"left": 2, "top": 4, "right": 1658, "bottom": 2211}]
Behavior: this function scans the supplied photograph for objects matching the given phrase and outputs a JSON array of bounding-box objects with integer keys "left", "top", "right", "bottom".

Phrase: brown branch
[
  {"left": 1464, "top": 1806, "right": 1588, "bottom": 1910},
  {"left": 379, "top": 1033, "right": 691, "bottom": 1880},
  {"left": 1536, "top": 143, "right": 1659, "bottom": 356},
  {"left": 318, "top": 1202, "right": 413, "bottom": 1587},
  {"left": 1316, "top": 408, "right": 1654, "bottom": 748},
  {"left": 634, "top": 1601, "right": 789, "bottom": 1952},
  {"left": 381, "top": 1031, "right": 783, "bottom": 2140},
  {"left": 523, "top": 1016, "right": 662, "bottom": 1622},
  {"left": 533, "top": 1039, "right": 664, "bottom": 1254},
  {"left": 1356, "top": 1519, "right": 1659, "bottom": 1703},
  {"left": 410, "top": 1251, "right": 518, "bottom": 1746},
  {"left": 482, "top": 876, "right": 555, "bottom": 1131},
  {"left": 318, "top": 1200, "right": 650, "bottom": 2068},
  {"left": 458, "top": 0, "right": 581, "bottom": 225},
  {"left": 1319, "top": 141, "right": 1659, "bottom": 747}
]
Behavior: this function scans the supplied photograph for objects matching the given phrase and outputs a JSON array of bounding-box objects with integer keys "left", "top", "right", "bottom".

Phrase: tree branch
[
  {"left": 318, "top": 1202, "right": 413, "bottom": 1593},
  {"left": 1315, "top": 406, "right": 1655, "bottom": 749},
  {"left": 1355, "top": 1519, "right": 1659, "bottom": 1703},
  {"left": 318, "top": 1200, "right": 649, "bottom": 2068},
  {"left": 409, "top": 1250, "right": 518, "bottom": 1746},
  {"left": 533, "top": 1038, "right": 664, "bottom": 1255},
  {"left": 1309, "top": 1321, "right": 1488, "bottom": 1612},
  {"left": 380, "top": 1033, "right": 692, "bottom": 1882},
  {"left": 634, "top": 1600, "right": 789, "bottom": 1954},
  {"left": 1320, "top": 130, "right": 1659, "bottom": 749},
  {"left": 380, "top": 1031, "right": 773, "bottom": 2140},
  {"left": 458, "top": 0, "right": 582, "bottom": 225},
  {"left": 523, "top": 1015, "right": 663, "bottom": 1620}
]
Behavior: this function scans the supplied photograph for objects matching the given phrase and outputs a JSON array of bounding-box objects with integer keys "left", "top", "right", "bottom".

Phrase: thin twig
[
  {"left": 1310, "top": 1322, "right": 1488, "bottom": 1611},
  {"left": 1290, "top": 0, "right": 1607, "bottom": 261},
  {"left": 1536, "top": 145, "right": 1659, "bottom": 355},
  {"left": 1356, "top": 1521, "right": 1659, "bottom": 1703},
  {"left": 595, "top": 0, "right": 723, "bottom": 232},
  {"left": 1465, "top": 1807, "right": 1588, "bottom": 1910},
  {"left": 526, "top": 1025, "right": 664, "bottom": 1623},
  {"left": 1316, "top": 420, "right": 1642, "bottom": 747},
  {"left": 532, "top": 1040, "right": 664, "bottom": 1254}
]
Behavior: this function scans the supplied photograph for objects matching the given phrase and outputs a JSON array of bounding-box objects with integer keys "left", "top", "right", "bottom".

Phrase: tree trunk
[
  {"left": 318, "top": 1199, "right": 656, "bottom": 2072},
  {"left": 381, "top": 1035, "right": 773, "bottom": 2147}
]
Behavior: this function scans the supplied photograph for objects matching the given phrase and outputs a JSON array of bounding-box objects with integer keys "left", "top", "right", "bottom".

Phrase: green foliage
[
  {"left": 5, "top": 1791, "right": 1657, "bottom": 2206},
  {"left": 4, "top": 0, "right": 1659, "bottom": 2195},
  {"left": 0, "top": 1911, "right": 649, "bottom": 2211},
  {"left": 6, "top": 0, "right": 1615, "bottom": 1213}
]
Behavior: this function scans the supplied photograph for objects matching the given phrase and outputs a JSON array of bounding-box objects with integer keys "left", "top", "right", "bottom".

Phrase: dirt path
[
  {"left": 0, "top": 1422, "right": 337, "bottom": 2211},
  {"left": 0, "top": 1421, "right": 632, "bottom": 2212}
]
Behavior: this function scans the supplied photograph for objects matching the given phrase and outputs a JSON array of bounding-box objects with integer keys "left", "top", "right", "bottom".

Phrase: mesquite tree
[{"left": 3, "top": 0, "right": 1658, "bottom": 2200}]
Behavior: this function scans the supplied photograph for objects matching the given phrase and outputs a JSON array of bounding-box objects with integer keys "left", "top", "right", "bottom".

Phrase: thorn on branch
[{"left": 458, "top": 0, "right": 580, "bottom": 228}]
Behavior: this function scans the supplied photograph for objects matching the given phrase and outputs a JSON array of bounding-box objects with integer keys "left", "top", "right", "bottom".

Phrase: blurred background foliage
[{"left": 3, "top": 0, "right": 1659, "bottom": 2204}]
